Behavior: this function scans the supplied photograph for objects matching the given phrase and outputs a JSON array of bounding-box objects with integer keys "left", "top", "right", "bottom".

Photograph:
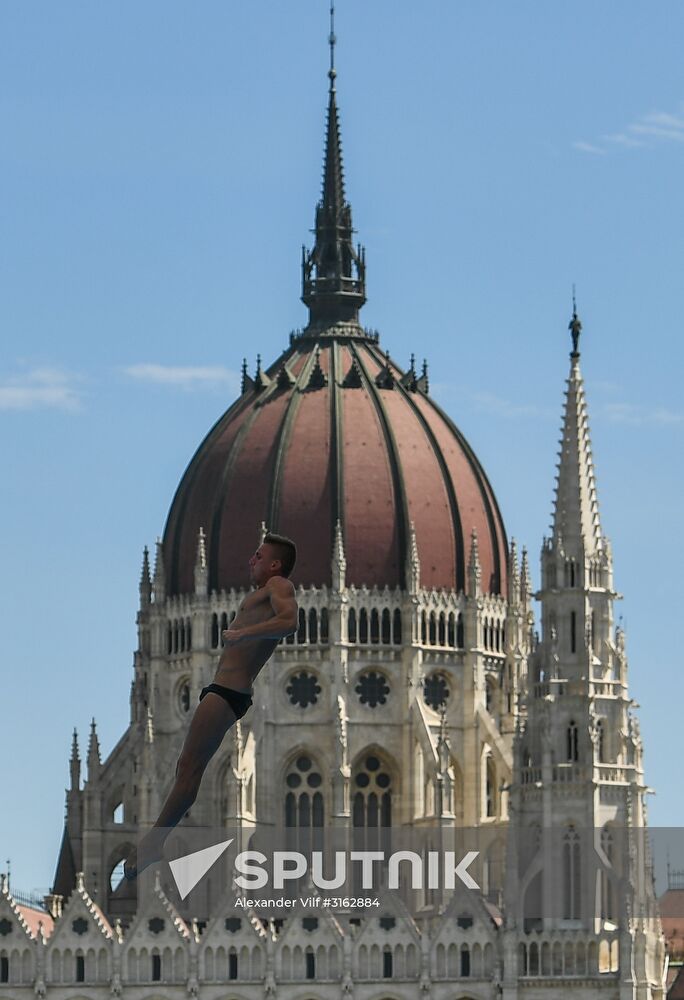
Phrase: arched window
[
  {"left": 529, "top": 941, "right": 539, "bottom": 975},
  {"left": 595, "top": 718, "right": 605, "bottom": 762},
  {"left": 383, "top": 948, "right": 393, "bottom": 978},
  {"left": 460, "top": 944, "right": 470, "bottom": 977},
  {"left": 421, "top": 611, "right": 427, "bottom": 644},
  {"left": 570, "top": 610, "right": 577, "bottom": 653},
  {"left": 438, "top": 613, "right": 446, "bottom": 645},
  {"left": 76, "top": 954, "right": 85, "bottom": 983},
  {"left": 320, "top": 607, "right": 329, "bottom": 643},
  {"left": 370, "top": 608, "right": 380, "bottom": 644},
  {"left": 228, "top": 950, "right": 238, "bottom": 980},
  {"left": 392, "top": 608, "right": 402, "bottom": 644},
  {"left": 284, "top": 755, "right": 324, "bottom": 830},
  {"left": 211, "top": 614, "right": 219, "bottom": 648},
  {"left": 305, "top": 948, "right": 315, "bottom": 979},
  {"left": 359, "top": 608, "right": 369, "bottom": 643},
  {"left": 348, "top": 608, "right": 357, "bottom": 643},
  {"left": 567, "top": 720, "right": 579, "bottom": 762},
  {"left": 151, "top": 953, "right": 161, "bottom": 982},
  {"left": 563, "top": 825, "right": 581, "bottom": 919},
  {"left": 308, "top": 608, "right": 318, "bottom": 644},
  {"left": 166, "top": 623, "right": 173, "bottom": 655},
  {"left": 601, "top": 826, "right": 615, "bottom": 922},
  {"left": 352, "top": 753, "right": 392, "bottom": 829},
  {"left": 485, "top": 756, "right": 496, "bottom": 817},
  {"left": 447, "top": 613, "right": 455, "bottom": 647},
  {"left": 429, "top": 613, "right": 437, "bottom": 645},
  {"left": 381, "top": 609, "right": 391, "bottom": 644},
  {"left": 297, "top": 608, "right": 307, "bottom": 644},
  {"left": 456, "top": 614, "right": 464, "bottom": 648}
]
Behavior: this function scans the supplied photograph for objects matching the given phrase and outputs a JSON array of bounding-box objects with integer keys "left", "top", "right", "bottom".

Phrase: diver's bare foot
[{"left": 123, "top": 830, "right": 166, "bottom": 881}]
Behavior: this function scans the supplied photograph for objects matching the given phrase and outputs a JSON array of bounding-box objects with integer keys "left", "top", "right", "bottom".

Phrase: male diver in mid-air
[{"left": 124, "top": 532, "right": 298, "bottom": 880}]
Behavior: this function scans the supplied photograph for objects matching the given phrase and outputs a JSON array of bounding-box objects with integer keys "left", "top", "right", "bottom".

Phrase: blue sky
[{"left": 1, "top": 2, "right": 682, "bottom": 893}]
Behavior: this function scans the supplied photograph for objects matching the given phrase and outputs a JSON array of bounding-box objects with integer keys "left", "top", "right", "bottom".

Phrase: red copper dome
[
  {"left": 162, "top": 65, "right": 507, "bottom": 596},
  {"left": 162, "top": 334, "right": 508, "bottom": 596}
]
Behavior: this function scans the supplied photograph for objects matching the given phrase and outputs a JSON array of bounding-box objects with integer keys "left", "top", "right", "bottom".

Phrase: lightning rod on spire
[{"left": 329, "top": 2, "right": 336, "bottom": 84}]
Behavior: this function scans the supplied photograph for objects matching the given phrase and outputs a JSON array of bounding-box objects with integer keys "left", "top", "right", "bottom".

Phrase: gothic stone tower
[{"left": 501, "top": 309, "right": 666, "bottom": 1000}]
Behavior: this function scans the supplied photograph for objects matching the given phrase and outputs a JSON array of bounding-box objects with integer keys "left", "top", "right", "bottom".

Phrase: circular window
[
  {"left": 286, "top": 773, "right": 301, "bottom": 788},
  {"left": 296, "top": 755, "right": 312, "bottom": 772},
  {"left": 424, "top": 673, "right": 450, "bottom": 711},
  {"left": 286, "top": 671, "right": 321, "bottom": 708},
  {"left": 307, "top": 773, "right": 322, "bottom": 788},
  {"left": 355, "top": 673, "right": 390, "bottom": 708}
]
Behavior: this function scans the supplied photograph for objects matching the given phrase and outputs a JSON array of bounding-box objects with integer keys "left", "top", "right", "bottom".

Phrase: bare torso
[{"left": 213, "top": 587, "right": 280, "bottom": 691}]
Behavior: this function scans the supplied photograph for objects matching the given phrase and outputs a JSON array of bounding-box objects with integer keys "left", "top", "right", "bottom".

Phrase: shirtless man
[{"left": 124, "top": 532, "right": 298, "bottom": 879}]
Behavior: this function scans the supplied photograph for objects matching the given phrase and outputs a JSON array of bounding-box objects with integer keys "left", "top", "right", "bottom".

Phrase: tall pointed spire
[
  {"left": 153, "top": 538, "right": 166, "bottom": 603},
  {"left": 551, "top": 299, "right": 602, "bottom": 554},
  {"left": 139, "top": 545, "right": 151, "bottom": 608},
  {"left": 70, "top": 729, "right": 81, "bottom": 791},
  {"left": 302, "top": 3, "right": 366, "bottom": 330},
  {"left": 87, "top": 718, "right": 101, "bottom": 780}
]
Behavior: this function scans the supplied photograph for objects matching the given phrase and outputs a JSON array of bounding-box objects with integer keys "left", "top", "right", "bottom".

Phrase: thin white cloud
[
  {"left": 124, "top": 364, "right": 240, "bottom": 392},
  {"left": 433, "top": 384, "right": 554, "bottom": 420},
  {"left": 0, "top": 368, "right": 82, "bottom": 412},
  {"left": 603, "top": 132, "right": 643, "bottom": 149},
  {"left": 575, "top": 101, "right": 684, "bottom": 155},
  {"left": 602, "top": 402, "right": 684, "bottom": 426},
  {"left": 572, "top": 140, "right": 606, "bottom": 155}
]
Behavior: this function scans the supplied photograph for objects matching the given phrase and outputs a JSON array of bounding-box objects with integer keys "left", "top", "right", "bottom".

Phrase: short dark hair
[{"left": 263, "top": 532, "right": 297, "bottom": 578}]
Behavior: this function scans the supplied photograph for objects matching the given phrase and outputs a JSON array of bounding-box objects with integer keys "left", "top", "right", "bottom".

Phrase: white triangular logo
[{"left": 168, "top": 839, "right": 233, "bottom": 900}]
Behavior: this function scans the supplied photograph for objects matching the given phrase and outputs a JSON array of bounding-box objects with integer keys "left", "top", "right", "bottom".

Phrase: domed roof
[
  {"left": 163, "top": 333, "right": 508, "bottom": 596},
  {"left": 161, "top": 60, "right": 508, "bottom": 597}
]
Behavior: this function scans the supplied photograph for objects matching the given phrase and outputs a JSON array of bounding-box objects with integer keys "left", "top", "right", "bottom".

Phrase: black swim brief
[{"left": 199, "top": 683, "right": 253, "bottom": 720}]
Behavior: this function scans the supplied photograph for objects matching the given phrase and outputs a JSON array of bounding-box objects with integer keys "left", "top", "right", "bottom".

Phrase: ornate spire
[
  {"left": 70, "top": 729, "right": 81, "bottom": 791},
  {"left": 301, "top": 4, "right": 366, "bottom": 329},
  {"left": 87, "top": 719, "right": 101, "bottom": 778},
  {"left": 406, "top": 520, "right": 421, "bottom": 595},
  {"left": 139, "top": 546, "right": 151, "bottom": 607},
  {"left": 467, "top": 527, "right": 481, "bottom": 596},
  {"left": 241, "top": 357, "right": 254, "bottom": 394},
  {"left": 551, "top": 303, "right": 602, "bottom": 554},
  {"left": 332, "top": 518, "right": 346, "bottom": 591},
  {"left": 520, "top": 545, "right": 531, "bottom": 605},
  {"left": 153, "top": 538, "right": 165, "bottom": 602},
  {"left": 507, "top": 538, "right": 520, "bottom": 605},
  {"left": 194, "top": 526, "right": 208, "bottom": 596}
]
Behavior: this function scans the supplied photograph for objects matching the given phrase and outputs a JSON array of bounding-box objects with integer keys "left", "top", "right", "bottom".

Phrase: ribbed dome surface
[{"left": 163, "top": 334, "right": 508, "bottom": 596}]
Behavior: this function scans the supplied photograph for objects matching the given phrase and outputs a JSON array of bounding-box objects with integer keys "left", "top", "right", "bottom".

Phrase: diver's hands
[{"left": 222, "top": 627, "right": 247, "bottom": 646}]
